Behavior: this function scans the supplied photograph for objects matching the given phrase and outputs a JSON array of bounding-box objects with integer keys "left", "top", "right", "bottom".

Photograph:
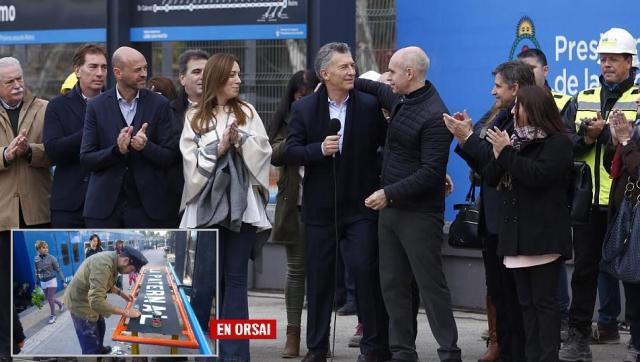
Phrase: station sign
[
  {"left": 0, "top": 0, "right": 106, "bottom": 45},
  {"left": 130, "top": 0, "right": 307, "bottom": 42},
  {"left": 0, "top": 0, "right": 306, "bottom": 45}
]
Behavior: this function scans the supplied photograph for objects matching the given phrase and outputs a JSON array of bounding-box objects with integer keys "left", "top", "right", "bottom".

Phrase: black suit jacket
[
  {"left": 43, "top": 84, "right": 90, "bottom": 212},
  {"left": 284, "top": 86, "right": 386, "bottom": 226},
  {"left": 80, "top": 88, "right": 179, "bottom": 220}
]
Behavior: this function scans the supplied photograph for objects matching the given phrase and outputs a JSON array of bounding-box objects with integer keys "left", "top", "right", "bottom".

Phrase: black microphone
[
  {"left": 327, "top": 118, "right": 341, "bottom": 158},
  {"left": 328, "top": 118, "right": 341, "bottom": 135}
]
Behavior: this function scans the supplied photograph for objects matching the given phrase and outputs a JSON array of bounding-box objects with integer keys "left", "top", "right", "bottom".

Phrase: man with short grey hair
[
  {"left": 0, "top": 56, "right": 51, "bottom": 232},
  {"left": 285, "top": 42, "right": 389, "bottom": 362},
  {"left": 356, "top": 46, "right": 462, "bottom": 362}
]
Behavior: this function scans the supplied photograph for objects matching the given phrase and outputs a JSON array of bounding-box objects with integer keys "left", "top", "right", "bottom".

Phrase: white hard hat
[
  {"left": 597, "top": 28, "right": 637, "bottom": 55},
  {"left": 359, "top": 70, "right": 382, "bottom": 81},
  {"left": 633, "top": 54, "right": 640, "bottom": 69}
]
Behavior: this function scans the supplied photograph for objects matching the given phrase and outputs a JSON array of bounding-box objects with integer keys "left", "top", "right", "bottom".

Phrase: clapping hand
[
  {"left": 610, "top": 109, "right": 632, "bottom": 146},
  {"left": 3, "top": 129, "right": 29, "bottom": 162},
  {"left": 586, "top": 111, "right": 605, "bottom": 142},
  {"left": 117, "top": 126, "right": 133, "bottom": 154},
  {"left": 131, "top": 123, "right": 149, "bottom": 151},
  {"left": 218, "top": 120, "right": 239, "bottom": 155},
  {"left": 485, "top": 127, "right": 511, "bottom": 158},
  {"left": 443, "top": 110, "right": 473, "bottom": 144}
]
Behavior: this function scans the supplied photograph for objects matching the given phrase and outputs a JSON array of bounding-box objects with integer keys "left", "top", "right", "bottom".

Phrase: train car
[{"left": 12, "top": 230, "right": 145, "bottom": 301}]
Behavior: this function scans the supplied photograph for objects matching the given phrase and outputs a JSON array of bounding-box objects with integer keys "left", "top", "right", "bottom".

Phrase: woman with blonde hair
[
  {"left": 34, "top": 240, "right": 66, "bottom": 324},
  {"left": 180, "top": 53, "right": 271, "bottom": 361}
]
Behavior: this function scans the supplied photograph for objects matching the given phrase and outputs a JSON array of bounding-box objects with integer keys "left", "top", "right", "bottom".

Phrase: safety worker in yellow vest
[{"left": 558, "top": 27, "right": 639, "bottom": 362}]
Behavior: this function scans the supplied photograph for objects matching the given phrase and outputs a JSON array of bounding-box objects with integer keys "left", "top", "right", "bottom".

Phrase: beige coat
[{"left": 0, "top": 92, "right": 51, "bottom": 231}]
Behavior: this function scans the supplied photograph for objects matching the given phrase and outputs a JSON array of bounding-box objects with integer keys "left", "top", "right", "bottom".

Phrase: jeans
[
  {"left": 71, "top": 313, "right": 106, "bottom": 354},
  {"left": 218, "top": 223, "right": 256, "bottom": 362},
  {"left": 597, "top": 271, "right": 621, "bottom": 328}
]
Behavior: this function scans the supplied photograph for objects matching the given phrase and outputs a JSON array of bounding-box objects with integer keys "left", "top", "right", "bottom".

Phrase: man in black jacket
[
  {"left": 44, "top": 44, "right": 107, "bottom": 227},
  {"left": 285, "top": 42, "right": 389, "bottom": 362},
  {"left": 356, "top": 46, "right": 461, "bottom": 362},
  {"left": 169, "top": 49, "right": 209, "bottom": 226}
]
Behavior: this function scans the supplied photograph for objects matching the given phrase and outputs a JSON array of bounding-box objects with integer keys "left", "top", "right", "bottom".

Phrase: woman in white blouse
[{"left": 179, "top": 53, "right": 271, "bottom": 361}]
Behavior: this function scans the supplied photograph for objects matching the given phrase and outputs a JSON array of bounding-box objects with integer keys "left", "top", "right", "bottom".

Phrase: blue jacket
[
  {"left": 43, "top": 84, "right": 90, "bottom": 212},
  {"left": 284, "top": 85, "right": 386, "bottom": 225},
  {"left": 80, "top": 88, "right": 180, "bottom": 221}
]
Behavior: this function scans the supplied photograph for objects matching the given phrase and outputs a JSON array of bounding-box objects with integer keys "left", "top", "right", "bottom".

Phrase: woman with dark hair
[
  {"left": 148, "top": 76, "right": 178, "bottom": 101},
  {"left": 268, "top": 70, "right": 318, "bottom": 358},
  {"left": 484, "top": 85, "right": 573, "bottom": 361},
  {"left": 603, "top": 95, "right": 640, "bottom": 362},
  {"left": 85, "top": 234, "right": 103, "bottom": 258},
  {"left": 268, "top": 70, "right": 318, "bottom": 140},
  {"left": 180, "top": 53, "right": 271, "bottom": 361}
]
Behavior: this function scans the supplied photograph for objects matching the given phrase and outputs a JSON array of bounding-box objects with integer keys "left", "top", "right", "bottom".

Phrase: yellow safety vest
[
  {"left": 575, "top": 86, "right": 640, "bottom": 205},
  {"left": 552, "top": 91, "right": 572, "bottom": 112}
]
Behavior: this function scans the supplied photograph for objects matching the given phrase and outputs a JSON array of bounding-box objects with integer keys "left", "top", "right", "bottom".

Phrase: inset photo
[{"left": 12, "top": 229, "right": 218, "bottom": 357}]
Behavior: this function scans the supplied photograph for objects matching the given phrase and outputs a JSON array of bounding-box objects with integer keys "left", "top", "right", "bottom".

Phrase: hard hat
[
  {"left": 596, "top": 28, "right": 637, "bottom": 55},
  {"left": 60, "top": 72, "right": 77, "bottom": 94},
  {"left": 359, "top": 70, "right": 382, "bottom": 81}
]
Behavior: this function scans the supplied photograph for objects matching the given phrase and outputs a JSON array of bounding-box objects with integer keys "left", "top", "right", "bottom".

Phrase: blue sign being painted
[{"left": 396, "top": 0, "right": 640, "bottom": 220}]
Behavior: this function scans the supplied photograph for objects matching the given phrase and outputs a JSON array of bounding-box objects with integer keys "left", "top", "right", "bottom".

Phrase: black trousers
[
  {"left": 51, "top": 208, "right": 86, "bottom": 228},
  {"left": 85, "top": 200, "right": 165, "bottom": 228},
  {"left": 0, "top": 231, "right": 10, "bottom": 358},
  {"left": 569, "top": 206, "right": 608, "bottom": 336},
  {"left": 378, "top": 208, "right": 460, "bottom": 361},
  {"left": 483, "top": 233, "right": 525, "bottom": 361},
  {"left": 305, "top": 217, "right": 389, "bottom": 356},
  {"left": 623, "top": 282, "right": 640, "bottom": 351},
  {"left": 512, "top": 259, "right": 562, "bottom": 362}
]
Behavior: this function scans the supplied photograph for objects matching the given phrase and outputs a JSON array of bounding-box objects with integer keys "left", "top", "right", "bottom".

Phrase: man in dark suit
[
  {"left": 168, "top": 49, "right": 209, "bottom": 226},
  {"left": 80, "top": 46, "right": 179, "bottom": 228},
  {"left": 285, "top": 42, "right": 389, "bottom": 362},
  {"left": 44, "top": 44, "right": 107, "bottom": 227}
]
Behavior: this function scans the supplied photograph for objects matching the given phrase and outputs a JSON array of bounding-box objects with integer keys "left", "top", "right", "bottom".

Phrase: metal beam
[
  {"left": 306, "top": 0, "right": 356, "bottom": 70},
  {"left": 106, "top": 0, "right": 131, "bottom": 88}
]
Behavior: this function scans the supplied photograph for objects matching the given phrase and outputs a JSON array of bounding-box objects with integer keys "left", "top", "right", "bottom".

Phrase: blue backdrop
[{"left": 397, "top": 0, "right": 640, "bottom": 220}]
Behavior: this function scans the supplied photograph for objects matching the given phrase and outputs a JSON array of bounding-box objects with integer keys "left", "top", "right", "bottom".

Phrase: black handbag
[
  {"left": 448, "top": 180, "right": 482, "bottom": 249},
  {"left": 600, "top": 177, "right": 640, "bottom": 283},
  {"left": 569, "top": 161, "right": 593, "bottom": 225}
]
